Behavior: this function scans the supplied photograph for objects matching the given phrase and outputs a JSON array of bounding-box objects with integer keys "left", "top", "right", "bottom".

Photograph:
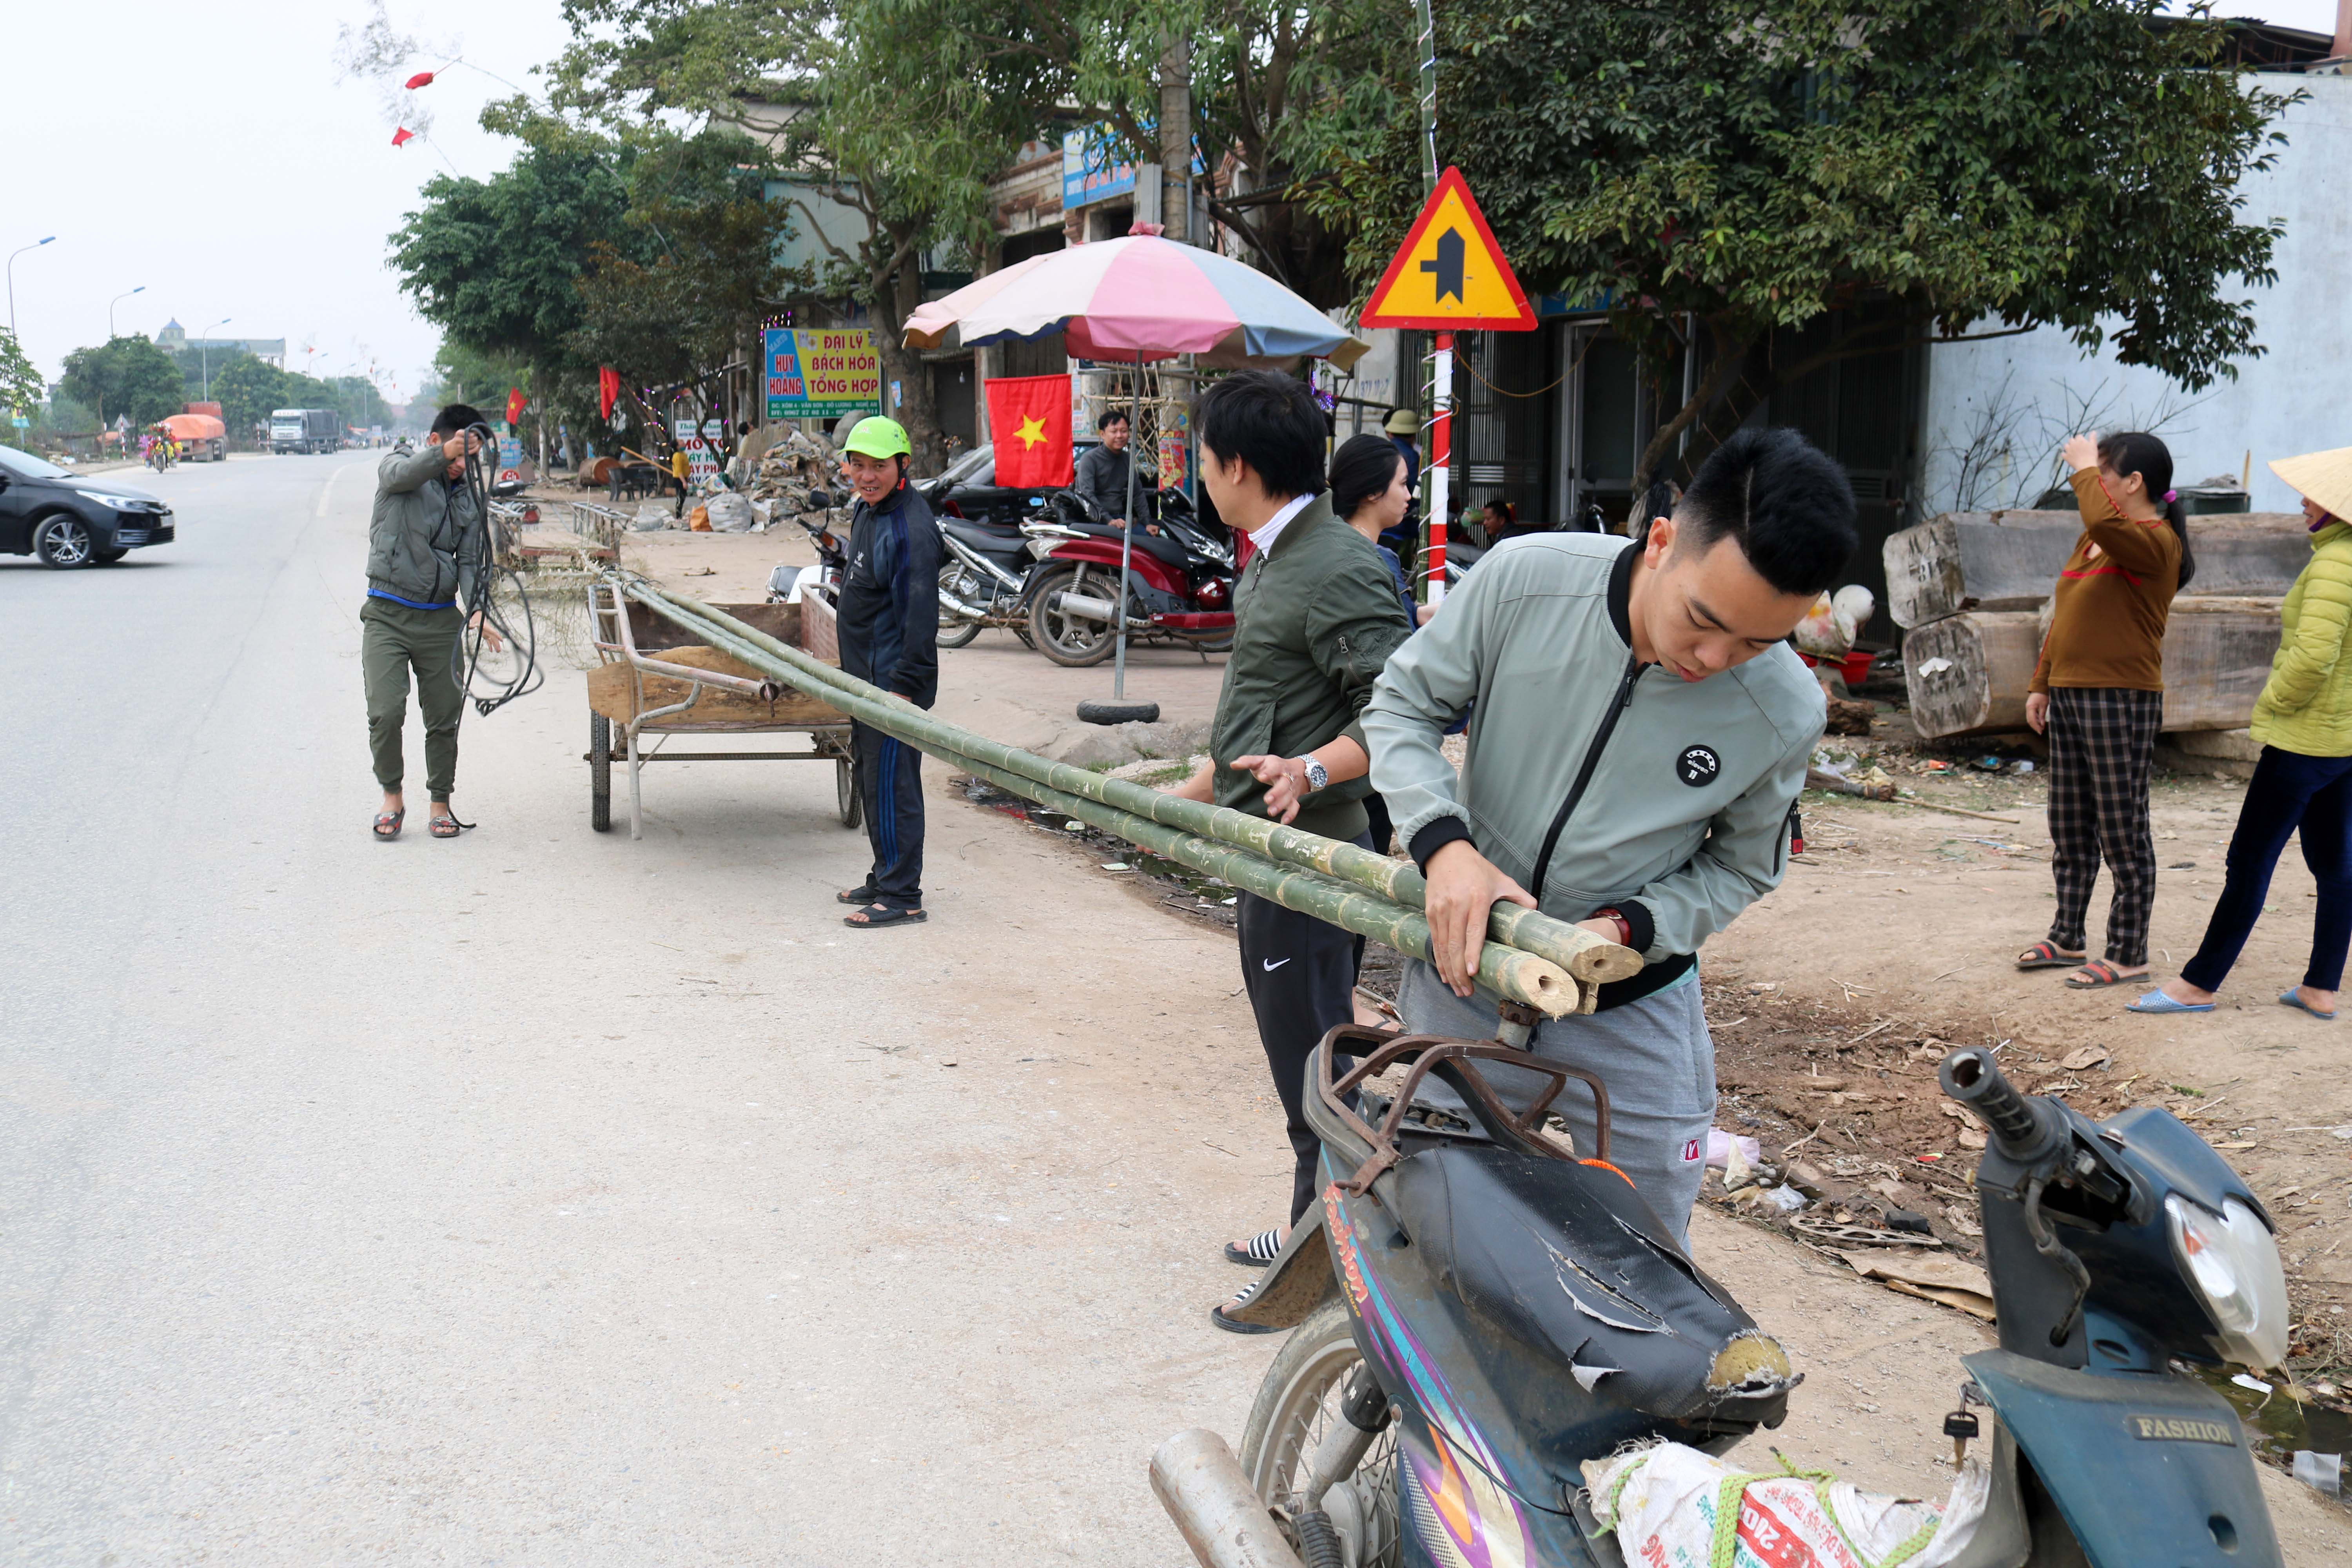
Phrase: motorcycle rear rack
[{"left": 1315, "top": 1023, "right": 1613, "bottom": 1196}]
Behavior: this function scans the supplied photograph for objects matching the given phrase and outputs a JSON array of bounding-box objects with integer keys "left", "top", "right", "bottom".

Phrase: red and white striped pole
[{"left": 1426, "top": 330, "right": 1452, "bottom": 604}]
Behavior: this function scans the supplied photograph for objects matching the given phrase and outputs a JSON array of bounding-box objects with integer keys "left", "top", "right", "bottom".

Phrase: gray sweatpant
[{"left": 1397, "top": 960, "right": 1715, "bottom": 1243}]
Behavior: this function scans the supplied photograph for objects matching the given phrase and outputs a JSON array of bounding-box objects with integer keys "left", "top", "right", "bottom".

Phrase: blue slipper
[
  {"left": 2280, "top": 989, "right": 2338, "bottom": 1021},
  {"left": 2127, "top": 990, "right": 2214, "bottom": 1014}
]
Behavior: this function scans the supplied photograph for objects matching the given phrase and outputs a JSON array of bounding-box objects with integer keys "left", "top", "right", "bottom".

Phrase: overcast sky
[
  {"left": 5, "top": 0, "right": 2338, "bottom": 410},
  {"left": 5, "top": 1, "right": 570, "bottom": 405}
]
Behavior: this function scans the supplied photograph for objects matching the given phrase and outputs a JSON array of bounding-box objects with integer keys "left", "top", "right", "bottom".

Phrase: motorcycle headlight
[{"left": 2166, "top": 1194, "right": 2289, "bottom": 1369}]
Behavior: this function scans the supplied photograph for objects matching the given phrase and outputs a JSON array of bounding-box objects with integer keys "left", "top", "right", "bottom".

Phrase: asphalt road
[{"left": 0, "top": 452, "right": 1285, "bottom": 1564}]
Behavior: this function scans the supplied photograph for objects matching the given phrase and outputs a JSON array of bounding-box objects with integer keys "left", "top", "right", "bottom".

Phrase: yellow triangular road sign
[{"left": 1360, "top": 167, "right": 1537, "bottom": 331}]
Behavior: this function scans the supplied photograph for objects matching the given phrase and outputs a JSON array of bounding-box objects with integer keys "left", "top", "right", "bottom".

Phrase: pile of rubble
[{"left": 743, "top": 427, "right": 841, "bottom": 523}]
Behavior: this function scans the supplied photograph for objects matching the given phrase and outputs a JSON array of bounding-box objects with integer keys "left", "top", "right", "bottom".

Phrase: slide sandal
[
  {"left": 2280, "top": 989, "right": 2338, "bottom": 1022},
  {"left": 2127, "top": 990, "right": 2214, "bottom": 1014},
  {"left": 2016, "top": 940, "right": 2085, "bottom": 971}
]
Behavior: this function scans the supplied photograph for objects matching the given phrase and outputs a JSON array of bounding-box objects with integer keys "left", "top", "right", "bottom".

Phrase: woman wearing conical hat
[{"left": 2134, "top": 446, "right": 2352, "bottom": 1020}]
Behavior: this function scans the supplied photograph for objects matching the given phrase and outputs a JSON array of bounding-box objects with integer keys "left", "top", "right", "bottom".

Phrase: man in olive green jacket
[
  {"left": 1166, "top": 372, "right": 1412, "bottom": 1328},
  {"left": 365, "top": 404, "right": 496, "bottom": 840}
]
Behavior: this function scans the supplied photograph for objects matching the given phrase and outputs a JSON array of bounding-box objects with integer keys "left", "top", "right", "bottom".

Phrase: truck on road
[{"left": 270, "top": 409, "right": 341, "bottom": 456}]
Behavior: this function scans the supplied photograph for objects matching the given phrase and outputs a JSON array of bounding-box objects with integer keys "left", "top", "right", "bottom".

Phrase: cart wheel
[
  {"left": 591, "top": 714, "right": 613, "bottom": 832},
  {"left": 837, "top": 755, "right": 861, "bottom": 829}
]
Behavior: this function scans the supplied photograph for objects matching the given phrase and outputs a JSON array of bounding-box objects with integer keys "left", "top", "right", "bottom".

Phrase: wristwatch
[
  {"left": 1298, "top": 755, "right": 1329, "bottom": 792},
  {"left": 1592, "top": 906, "right": 1633, "bottom": 947}
]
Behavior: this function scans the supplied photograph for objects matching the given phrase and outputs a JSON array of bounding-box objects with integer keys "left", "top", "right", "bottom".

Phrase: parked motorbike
[
  {"left": 1025, "top": 490, "right": 1237, "bottom": 668},
  {"left": 765, "top": 491, "right": 847, "bottom": 606},
  {"left": 1155, "top": 1013, "right": 2290, "bottom": 1568}
]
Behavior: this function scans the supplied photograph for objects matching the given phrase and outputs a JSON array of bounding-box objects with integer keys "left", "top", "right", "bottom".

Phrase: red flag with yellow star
[{"left": 985, "top": 373, "right": 1073, "bottom": 488}]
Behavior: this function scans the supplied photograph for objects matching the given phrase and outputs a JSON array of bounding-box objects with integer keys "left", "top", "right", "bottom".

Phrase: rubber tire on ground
[
  {"left": 837, "top": 755, "right": 861, "bottom": 829},
  {"left": 590, "top": 714, "right": 613, "bottom": 832},
  {"left": 936, "top": 561, "right": 982, "bottom": 650},
  {"left": 34, "top": 514, "right": 96, "bottom": 569},
  {"left": 1028, "top": 563, "right": 1120, "bottom": 668},
  {"left": 1239, "top": 1297, "right": 1402, "bottom": 1568},
  {"left": 1077, "top": 699, "right": 1160, "bottom": 725}
]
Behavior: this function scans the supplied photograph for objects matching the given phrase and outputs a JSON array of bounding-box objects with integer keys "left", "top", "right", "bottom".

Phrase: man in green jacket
[
  {"left": 365, "top": 404, "right": 499, "bottom": 840},
  {"left": 1364, "top": 426, "right": 1855, "bottom": 1241},
  {"left": 1166, "top": 371, "right": 1414, "bottom": 1327}
]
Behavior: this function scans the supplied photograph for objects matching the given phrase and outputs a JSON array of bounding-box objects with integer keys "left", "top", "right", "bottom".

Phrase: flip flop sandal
[
  {"left": 2064, "top": 959, "right": 2137, "bottom": 989},
  {"left": 844, "top": 903, "right": 926, "bottom": 929},
  {"left": 372, "top": 809, "right": 405, "bottom": 841},
  {"left": 1224, "top": 1228, "right": 1285, "bottom": 1267},
  {"left": 2016, "top": 940, "right": 2086, "bottom": 971},
  {"left": 2127, "top": 990, "right": 2214, "bottom": 1014},
  {"left": 2279, "top": 989, "right": 2339, "bottom": 1021},
  {"left": 1210, "top": 1278, "right": 1279, "bottom": 1335},
  {"left": 836, "top": 883, "right": 880, "bottom": 905}
]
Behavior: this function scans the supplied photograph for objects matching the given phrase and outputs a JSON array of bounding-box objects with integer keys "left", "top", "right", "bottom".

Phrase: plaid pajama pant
[{"left": 2044, "top": 686, "right": 2164, "bottom": 967}]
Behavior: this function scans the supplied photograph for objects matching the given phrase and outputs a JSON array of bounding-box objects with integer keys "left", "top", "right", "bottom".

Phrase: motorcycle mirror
[{"left": 806, "top": 489, "right": 832, "bottom": 510}]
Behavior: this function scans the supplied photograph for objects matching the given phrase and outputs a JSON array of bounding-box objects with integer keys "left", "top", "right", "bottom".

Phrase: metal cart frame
[{"left": 586, "top": 583, "right": 857, "bottom": 840}]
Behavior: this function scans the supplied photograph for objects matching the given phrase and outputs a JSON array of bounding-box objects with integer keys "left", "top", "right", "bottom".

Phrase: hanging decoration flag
[
  {"left": 505, "top": 387, "right": 527, "bottom": 426},
  {"left": 404, "top": 70, "right": 437, "bottom": 90},
  {"left": 985, "top": 374, "right": 1074, "bottom": 489},
  {"left": 391, "top": 127, "right": 416, "bottom": 147},
  {"left": 1359, "top": 167, "right": 1536, "bottom": 331},
  {"left": 598, "top": 367, "right": 620, "bottom": 421}
]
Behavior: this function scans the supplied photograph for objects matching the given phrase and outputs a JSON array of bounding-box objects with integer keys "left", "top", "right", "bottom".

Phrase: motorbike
[
  {"left": 765, "top": 491, "right": 848, "bottom": 606},
  {"left": 1155, "top": 1012, "right": 2292, "bottom": 1568},
  {"left": 1024, "top": 488, "right": 1238, "bottom": 668}
]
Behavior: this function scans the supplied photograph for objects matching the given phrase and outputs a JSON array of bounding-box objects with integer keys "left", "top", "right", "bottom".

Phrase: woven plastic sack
[
  {"left": 705, "top": 492, "right": 753, "bottom": 533},
  {"left": 1584, "top": 1441, "right": 1988, "bottom": 1568}
]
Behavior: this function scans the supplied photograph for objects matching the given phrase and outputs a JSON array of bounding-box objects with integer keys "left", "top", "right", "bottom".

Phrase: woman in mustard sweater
[
  {"left": 2014, "top": 432, "right": 2194, "bottom": 988},
  {"left": 2135, "top": 446, "right": 2352, "bottom": 1018}
]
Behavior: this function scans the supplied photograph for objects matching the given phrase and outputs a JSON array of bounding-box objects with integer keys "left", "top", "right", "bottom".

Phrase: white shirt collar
[{"left": 1249, "top": 492, "right": 1316, "bottom": 554}]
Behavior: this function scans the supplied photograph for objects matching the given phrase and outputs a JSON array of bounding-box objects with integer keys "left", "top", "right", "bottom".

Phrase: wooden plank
[
  {"left": 1906, "top": 601, "right": 2282, "bottom": 739},
  {"left": 1884, "top": 511, "right": 2310, "bottom": 628},
  {"left": 588, "top": 642, "right": 848, "bottom": 726}
]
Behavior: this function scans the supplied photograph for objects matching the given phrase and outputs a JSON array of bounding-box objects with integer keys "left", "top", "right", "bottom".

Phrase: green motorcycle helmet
[{"left": 840, "top": 415, "right": 911, "bottom": 461}]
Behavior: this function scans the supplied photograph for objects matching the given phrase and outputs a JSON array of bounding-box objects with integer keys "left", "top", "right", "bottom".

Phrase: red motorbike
[{"left": 1025, "top": 490, "right": 1237, "bottom": 667}]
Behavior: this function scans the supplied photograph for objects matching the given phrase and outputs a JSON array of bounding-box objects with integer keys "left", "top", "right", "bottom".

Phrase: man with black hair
[
  {"left": 1363, "top": 425, "right": 1857, "bottom": 1240},
  {"left": 1073, "top": 407, "right": 1138, "bottom": 525},
  {"left": 365, "top": 403, "right": 499, "bottom": 841},
  {"left": 1165, "top": 370, "right": 1414, "bottom": 1327}
]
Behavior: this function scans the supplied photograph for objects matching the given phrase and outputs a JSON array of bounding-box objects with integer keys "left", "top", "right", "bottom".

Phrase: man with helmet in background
[{"left": 832, "top": 415, "right": 942, "bottom": 927}]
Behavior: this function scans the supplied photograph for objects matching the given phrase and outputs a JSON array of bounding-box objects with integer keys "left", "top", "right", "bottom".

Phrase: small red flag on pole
[
  {"left": 598, "top": 367, "right": 620, "bottom": 421},
  {"left": 404, "top": 71, "right": 437, "bottom": 89},
  {"left": 505, "top": 388, "right": 527, "bottom": 426},
  {"left": 985, "top": 374, "right": 1074, "bottom": 488},
  {"left": 391, "top": 127, "right": 416, "bottom": 147}
]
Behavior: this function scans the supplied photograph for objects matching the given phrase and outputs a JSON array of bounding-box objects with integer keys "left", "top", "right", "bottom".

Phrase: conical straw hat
[{"left": 2269, "top": 446, "right": 2352, "bottom": 523}]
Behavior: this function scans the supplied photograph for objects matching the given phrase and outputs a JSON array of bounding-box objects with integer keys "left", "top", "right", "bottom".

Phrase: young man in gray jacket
[
  {"left": 1363, "top": 426, "right": 1855, "bottom": 1240},
  {"left": 365, "top": 404, "right": 497, "bottom": 840}
]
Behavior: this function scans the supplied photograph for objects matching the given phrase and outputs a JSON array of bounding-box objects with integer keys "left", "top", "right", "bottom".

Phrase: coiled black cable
[{"left": 449, "top": 422, "right": 543, "bottom": 719}]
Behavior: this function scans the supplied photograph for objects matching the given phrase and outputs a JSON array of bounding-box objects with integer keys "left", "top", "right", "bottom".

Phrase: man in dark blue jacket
[{"left": 832, "top": 416, "right": 942, "bottom": 928}]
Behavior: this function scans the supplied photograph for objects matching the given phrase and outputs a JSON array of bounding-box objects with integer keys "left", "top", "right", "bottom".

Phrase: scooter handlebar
[{"left": 1939, "top": 1046, "right": 2052, "bottom": 1161}]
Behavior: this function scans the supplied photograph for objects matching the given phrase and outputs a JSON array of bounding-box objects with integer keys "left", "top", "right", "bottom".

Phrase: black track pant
[
  {"left": 2044, "top": 686, "right": 2163, "bottom": 966},
  {"left": 1236, "top": 831, "right": 1372, "bottom": 1224},
  {"left": 851, "top": 719, "right": 924, "bottom": 910}
]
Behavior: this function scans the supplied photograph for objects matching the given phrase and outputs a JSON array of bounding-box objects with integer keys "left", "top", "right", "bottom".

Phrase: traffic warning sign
[{"left": 1359, "top": 167, "right": 1536, "bottom": 332}]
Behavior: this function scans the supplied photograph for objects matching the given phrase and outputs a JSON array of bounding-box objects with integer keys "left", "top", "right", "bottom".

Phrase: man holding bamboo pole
[
  {"left": 1364, "top": 428, "right": 1856, "bottom": 1240},
  {"left": 1163, "top": 372, "right": 1414, "bottom": 1326}
]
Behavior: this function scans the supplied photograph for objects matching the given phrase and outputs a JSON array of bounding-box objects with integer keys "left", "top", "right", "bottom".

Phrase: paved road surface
[{"left": 5, "top": 454, "right": 2341, "bottom": 1563}]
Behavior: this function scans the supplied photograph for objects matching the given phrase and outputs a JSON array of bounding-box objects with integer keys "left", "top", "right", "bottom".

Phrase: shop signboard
[{"left": 764, "top": 328, "right": 882, "bottom": 420}]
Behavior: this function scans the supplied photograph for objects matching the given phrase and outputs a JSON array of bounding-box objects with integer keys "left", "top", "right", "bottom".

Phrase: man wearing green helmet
[{"left": 833, "top": 414, "right": 943, "bottom": 927}]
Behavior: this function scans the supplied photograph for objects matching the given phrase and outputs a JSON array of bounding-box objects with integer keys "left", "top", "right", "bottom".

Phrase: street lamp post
[
  {"left": 200, "top": 317, "right": 231, "bottom": 402},
  {"left": 7, "top": 236, "right": 56, "bottom": 338},
  {"left": 109, "top": 286, "right": 146, "bottom": 339}
]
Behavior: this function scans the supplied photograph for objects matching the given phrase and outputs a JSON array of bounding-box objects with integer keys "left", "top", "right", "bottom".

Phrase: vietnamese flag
[
  {"left": 598, "top": 366, "right": 620, "bottom": 420},
  {"left": 986, "top": 373, "right": 1073, "bottom": 488},
  {"left": 506, "top": 387, "right": 527, "bottom": 425}
]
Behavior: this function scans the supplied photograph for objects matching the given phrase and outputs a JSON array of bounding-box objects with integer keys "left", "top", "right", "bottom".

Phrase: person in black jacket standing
[{"left": 832, "top": 416, "right": 942, "bottom": 928}]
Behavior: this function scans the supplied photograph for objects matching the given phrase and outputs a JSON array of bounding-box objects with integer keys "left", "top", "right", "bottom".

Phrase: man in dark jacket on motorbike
[
  {"left": 365, "top": 404, "right": 499, "bottom": 841},
  {"left": 833, "top": 416, "right": 943, "bottom": 928}
]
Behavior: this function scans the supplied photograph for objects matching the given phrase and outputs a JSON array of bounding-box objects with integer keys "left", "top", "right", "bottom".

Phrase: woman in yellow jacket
[{"left": 2135, "top": 446, "right": 2352, "bottom": 1019}]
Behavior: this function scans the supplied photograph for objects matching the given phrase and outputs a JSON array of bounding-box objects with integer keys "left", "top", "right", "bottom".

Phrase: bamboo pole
[
  {"left": 608, "top": 573, "right": 1580, "bottom": 1016},
  {"left": 616, "top": 573, "right": 1639, "bottom": 985}
]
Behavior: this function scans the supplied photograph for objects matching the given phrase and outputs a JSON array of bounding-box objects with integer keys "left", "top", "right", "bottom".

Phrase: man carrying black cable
[{"left": 365, "top": 403, "right": 501, "bottom": 842}]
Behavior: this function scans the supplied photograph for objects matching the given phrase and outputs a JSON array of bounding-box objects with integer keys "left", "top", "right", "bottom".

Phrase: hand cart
[{"left": 586, "top": 583, "right": 858, "bottom": 839}]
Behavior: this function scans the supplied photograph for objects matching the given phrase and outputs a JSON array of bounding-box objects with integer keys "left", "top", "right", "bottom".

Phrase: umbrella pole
[{"left": 1113, "top": 348, "right": 1142, "bottom": 699}]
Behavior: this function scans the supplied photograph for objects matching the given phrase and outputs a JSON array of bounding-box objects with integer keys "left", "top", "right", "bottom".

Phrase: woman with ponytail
[{"left": 2014, "top": 430, "right": 2188, "bottom": 989}]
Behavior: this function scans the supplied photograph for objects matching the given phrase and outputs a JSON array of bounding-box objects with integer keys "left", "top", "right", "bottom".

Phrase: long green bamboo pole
[
  {"left": 942, "top": 749, "right": 1579, "bottom": 1016},
  {"left": 608, "top": 573, "right": 1579, "bottom": 1016},
  {"left": 618, "top": 573, "right": 1640, "bottom": 985}
]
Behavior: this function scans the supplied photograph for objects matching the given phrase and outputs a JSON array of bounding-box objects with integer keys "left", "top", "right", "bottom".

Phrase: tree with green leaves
[
  {"left": 1304, "top": 0, "right": 2290, "bottom": 490},
  {"left": 59, "top": 336, "right": 188, "bottom": 430},
  {"left": 0, "top": 328, "right": 41, "bottom": 431}
]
